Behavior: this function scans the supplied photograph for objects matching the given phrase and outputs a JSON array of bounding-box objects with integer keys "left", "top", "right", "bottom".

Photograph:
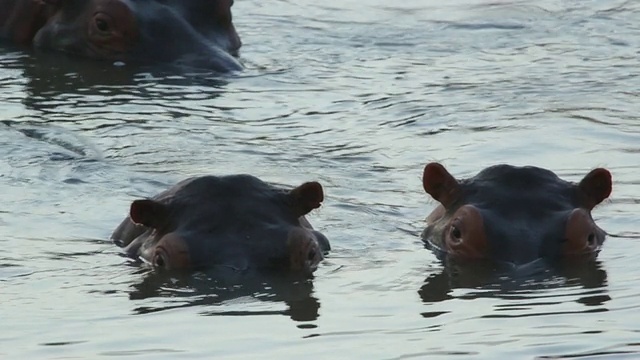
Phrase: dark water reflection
[
  {"left": 7, "top": 50, "right": 231, "bottom": 114},
  {"left": 126, "top": 267, "right": 321, "bottom": 323},
  {"left": 419, "top": 259, "right": 609, "bottom": 308}
]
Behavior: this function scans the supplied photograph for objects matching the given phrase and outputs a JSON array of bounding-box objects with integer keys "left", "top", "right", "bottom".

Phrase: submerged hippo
[
  {"left": 421, "top": 162, "right": 612, "bottom": 265},
  {"left": 112, "top": 175, "right": 330, "bottom": 275},
  {"left": 0, "top": 0, "right": 242, "bottom": 71}
]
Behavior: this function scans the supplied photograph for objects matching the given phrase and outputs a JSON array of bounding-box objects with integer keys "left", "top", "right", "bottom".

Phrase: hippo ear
[
  {"left": 579, "top": 168, "right": 612, "bottom": 210},
  {"left": 129, "top": 199, "right": 168, "bottom": 229},
  {"left": 422, "top": 162, "right": 460, "bottom": 208},
  {"left": 289, "top": 181, "right": 324, "bottom": 216}
]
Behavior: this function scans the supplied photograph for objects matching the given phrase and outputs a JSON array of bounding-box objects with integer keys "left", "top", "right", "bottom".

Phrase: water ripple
[{"left": 0, "top": 0, "right": 639, "bottom": 358}]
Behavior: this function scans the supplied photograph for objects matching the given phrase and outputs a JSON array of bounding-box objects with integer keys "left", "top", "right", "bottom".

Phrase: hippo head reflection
[
  {"left": 126, "top": 266, "right": 322, "bottom": 323},
  {"left": 418, "top": 257, "right": 609, "bottom": 308}
]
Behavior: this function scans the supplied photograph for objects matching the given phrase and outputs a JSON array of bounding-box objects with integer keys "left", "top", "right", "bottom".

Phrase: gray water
[{"left": 1, "top": 0, "right": 639, "bottom": 358}]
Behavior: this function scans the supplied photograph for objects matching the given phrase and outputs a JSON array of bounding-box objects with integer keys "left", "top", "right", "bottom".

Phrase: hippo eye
[
  {"left": 96, "top": 19, "right": 109, "bottom": 32},
  {"left": 308, "top": 249, "right": 317, "bottom": 261},
  {"left": 587, "top": 233, "right": 596, "bottom": 246},
  {"left": 92, "top": 13, "right": 113, "bottom": 34}
]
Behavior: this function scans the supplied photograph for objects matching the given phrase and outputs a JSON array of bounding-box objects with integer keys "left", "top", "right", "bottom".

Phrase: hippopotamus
[
  {"left": 111, "top": 175, "right": 330, "bottom": 275},
  {"left": 421, "top": 162, "right": 612, "bottom": 266},
  {"left": 0, "top": 0, "right": 242, "bottom": 71}
]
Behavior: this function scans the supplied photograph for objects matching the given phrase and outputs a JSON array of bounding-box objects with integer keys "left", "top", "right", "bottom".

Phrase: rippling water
[{"left": 1, "top": 0, "right": 639, "bottom": 359}]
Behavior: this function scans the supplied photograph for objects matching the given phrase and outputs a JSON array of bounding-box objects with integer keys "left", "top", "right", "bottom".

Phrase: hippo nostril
[
  {"left": 308, "top": 249, "right": 317, "bottom": 261},
  {"left": 587, "top": 233, "right": 596, "bottom": 247},
  {"left": 450, "top": 225, "right": 462, "bottom": 242},
  {"left": 153, "top": 253, "right": 166, "bottom": 268}
]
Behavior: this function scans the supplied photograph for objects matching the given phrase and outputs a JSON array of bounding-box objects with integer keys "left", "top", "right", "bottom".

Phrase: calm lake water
[{"left": 1, "top": 0, "right": 639, "bottom": 359}]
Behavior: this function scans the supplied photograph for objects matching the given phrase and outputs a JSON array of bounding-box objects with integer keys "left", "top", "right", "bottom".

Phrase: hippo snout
[
  {"left": 287, "top": 228, "right": 324, "bottom": 275},
  {"left": 563, "top": 209, "right": 602, "bottom": 256}
]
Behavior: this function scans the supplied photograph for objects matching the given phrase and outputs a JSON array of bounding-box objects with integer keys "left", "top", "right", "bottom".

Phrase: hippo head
[
  {"left": 421, "top": 162, "right": 612, "bottom": 266},
  {"left": 32, "top": 0, "right": 242, "bottom": 71},
  {"left": 112, "top": 175, "right": 330, "bottom": 276}
]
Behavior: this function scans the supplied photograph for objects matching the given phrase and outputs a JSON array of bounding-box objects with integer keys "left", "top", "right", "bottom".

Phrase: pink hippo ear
[
  {"left": 290, "top": 181, "right": 324, "bottom": 216},
  {"left": 422, "top": 162, "right": 461, "bottom": 208},
  {"left": 129, "top": 199, "right": 168, "bottom": 229},
  {"left": 579, "top": 168, "right": 612, "bottom": 210}
]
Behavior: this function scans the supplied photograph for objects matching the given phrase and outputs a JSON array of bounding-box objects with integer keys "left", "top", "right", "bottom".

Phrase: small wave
[
  {"left": 2, "top": 121, "right": 103, "bottom": 161},
  {"left": 444, "top": 21, "right": 526, "bottom": 30}
]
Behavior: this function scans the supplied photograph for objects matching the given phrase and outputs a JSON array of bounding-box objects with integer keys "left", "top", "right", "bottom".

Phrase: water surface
[{"left": 1, "top": 0, "right": 639, "bottom": 359}]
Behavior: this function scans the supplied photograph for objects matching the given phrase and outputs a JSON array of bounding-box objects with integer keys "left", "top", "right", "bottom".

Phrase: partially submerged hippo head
[
  {"left": 421, "top": 162, "right": 612, "bottom": 266},
  {"left": 112, "top": 175, "right": 330, "bottom": 276},
  {"left": 3, "top": 0, "right": 242, "bottom": 71}
]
